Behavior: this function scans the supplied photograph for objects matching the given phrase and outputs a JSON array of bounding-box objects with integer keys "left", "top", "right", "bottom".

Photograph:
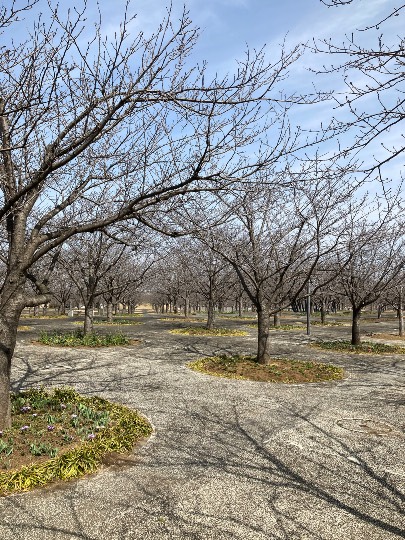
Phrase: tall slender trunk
[
  {"left": 273, "top": 311, "right": 281, "bottom": 327},
  {"left": 399, "top": 288, "right": 404, "bottom": 337},
  {"left": 184, "top": 294, "right": 189, "bottom": 318},
  {"left": 257, "top": 308, "right": 271, "bottom": 364},
  {"left": 206, "top": 274, "right": 215, "bottom": 329},
  {"left": 320, "top": 302, "right": 327, "bottom": 325},
  {"left": 351, "top": 307, "right": 362, "bottom": 346}
]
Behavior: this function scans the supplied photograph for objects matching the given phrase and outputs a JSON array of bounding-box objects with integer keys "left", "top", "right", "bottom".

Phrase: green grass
[
  {"left": 170, "top": 326, "right": 248, "bottom": 337},
  {"left": 0, "top": 387, "right": 152, "bottom": 495},
  {"left": 311, "top": 340, "right": 405, "bottom": 354},
  {"left": 38, "top": 330, "right": 132, "bottom": 347}
]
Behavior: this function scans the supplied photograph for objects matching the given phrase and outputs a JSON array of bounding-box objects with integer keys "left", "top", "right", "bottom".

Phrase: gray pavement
[{"left": 1, "top": 313, "right": 404, "bottom": 539}]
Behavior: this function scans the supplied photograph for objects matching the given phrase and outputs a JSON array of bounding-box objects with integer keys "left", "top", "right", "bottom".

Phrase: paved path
[{"left": 1, "top": 314, "right": 404, "bottom": 539}]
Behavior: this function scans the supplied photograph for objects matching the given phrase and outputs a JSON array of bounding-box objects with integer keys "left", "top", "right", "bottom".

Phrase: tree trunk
[
  {"left": 84, "top": 300, "right": 94, "bottom": 335},
  {"left": 273, "top": 311, "right": 281, "bottom": 327},
  {"left": 351, "top": 308, "right": 362, "bottom": 346},
  {"left": 106, "top": 300, "right": 113, "bottom": 323},
  {"left": 0, "top": 275, "right": 28, "bottom": 429},
  {"left": 257, "top": 308, "right": 271, "bottom": 364},
  {"left": 320, "top": 301, "right": 327, "bottom": 325},
  {"left": 0, "top": 317, "right": 19, "bottom": 429},
  {"left": 399, "top": 288, "right": 404, "bottom": 337},
  {"left": 207, "top": 299, "right": 215, "bottom": 330}
]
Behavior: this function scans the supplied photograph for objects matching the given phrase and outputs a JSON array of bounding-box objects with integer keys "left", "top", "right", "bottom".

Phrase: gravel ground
[{"left": 1, "top": 312, "right": 404, "bottom": 540}]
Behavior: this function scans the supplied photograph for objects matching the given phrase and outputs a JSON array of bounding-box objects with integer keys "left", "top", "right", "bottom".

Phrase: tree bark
[
  {"left": 207, "top": 299, "right": 215, "bottom": 329},
  {"left": 0, "top": 318, "right": 19, "bottom": 429},
  {"left": 106, "top": 300, "right": 113, "bottom": 323},
  {"left": 84, "top": 300, "right": 94, "bottom": 335},
  {"left": 320, "top": 301, "right": 327, "bottom": 325},
  {"left": 351, "top": 307, "right": 362, "bottom": 346},
  {"left": 0, "top": 275, "right": 30, "bottom": 429},
  {"left": 273, "top": 311, "right": 281, "bottom": 327},
  {"left": 399, "top": 288, "right": 404, "bottom": 337},
  {"left": 206, "top": 274, "right": 215, "bottom": 329},
  {"left": 257, "top": 308, "right": 271, "bottom": 364},
  {"left": 183, "top": 294, "right": 189, "bottom": 318}
]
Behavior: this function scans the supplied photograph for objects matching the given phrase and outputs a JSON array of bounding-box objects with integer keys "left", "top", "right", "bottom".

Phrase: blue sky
[{"left": 13, "top": 0, "right": 405, "bottom": 183}]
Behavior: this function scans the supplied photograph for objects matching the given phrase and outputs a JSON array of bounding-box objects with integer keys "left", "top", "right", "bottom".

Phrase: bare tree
[
  {"left": 330, "top": 214, "right": 404, "bottom": 345},
  {"left": 201, "top": 168, "right": 353, "bottom": 364},
  {"left": 0, "top": 1, "right": 311, "bottom": 427},
  {"left": 314, "top": 1, "right": 405, "bottom": 174}
]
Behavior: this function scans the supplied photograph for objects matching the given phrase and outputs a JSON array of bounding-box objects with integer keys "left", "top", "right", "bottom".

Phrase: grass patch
[
  {"left": 158, "top": 317, "right": 199, "bottom": 322},
  {"left": 188, "top": 355, "right": 343, "bottom": 383},
  {"left": 73, "top": 320, "right": 142, "bottom": 326},
  {"left": 37, "top": 330, "right": 132, "bottom": 347},
  {"left": 17, "top": 326, "right": 31, "bottom": 331},
  {"left": 94, "top": 319, "right": 142, "bottom": 326},
  {"left": 218, "top": 315, "right": 257, "bottom": 321},
  {"left": 0, "top": 387, "right": 152, "bottom": 495},
  {"left": 247, "top": 323, "right": 304, "bottom": 330},
  {"left": 21, "top": 314, "right": 68, "bottom": 319},
  {"left": 312, "top": 321, "right": 345, "bottom": 327},
  {"left": 170, "top": 326, "right": 248, "bottom": 337},
  {"left": 312, "top": 340, "right": 405, "bottom": 354}
]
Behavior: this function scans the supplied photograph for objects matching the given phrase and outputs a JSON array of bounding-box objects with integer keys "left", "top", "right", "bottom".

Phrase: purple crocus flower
[
  {"left": 87, "top": 433, "right": 96, "bottom": 440},
  {"left": 20, "top": 425, "right": 29, "bottom": 432},
  {"left": 47, "top": 425, "right": 55, "bottom": 431}
]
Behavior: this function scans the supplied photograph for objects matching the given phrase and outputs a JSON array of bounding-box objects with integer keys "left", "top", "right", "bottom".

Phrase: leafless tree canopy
[{"left": 314, "top": 2, "right": 405, "bottom": 175}]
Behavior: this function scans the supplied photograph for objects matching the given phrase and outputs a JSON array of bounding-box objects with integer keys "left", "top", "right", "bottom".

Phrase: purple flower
[
  {"left": 32, "top": 413, "right": 38, "bottom": 417},
  {"left": 0, "top": 431, "right": 3, "bottom": 437},
  {"left": 20, "top": 406, "right": 31, "bottom": 413},
  {"left": 20, "top": 425, "right": 29, "bottom": 432},
  {"left": 71, "top": 414, "right": 77, "bottom": 419},
  {"left": 47, "top": 425, "right": 55, "bottom": 431},
  {"left": 60, "top": 403, "right": 67, "bottom": 409},
  {"left": 87, "top": 433, "right": 96, "bottom": 440}
]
